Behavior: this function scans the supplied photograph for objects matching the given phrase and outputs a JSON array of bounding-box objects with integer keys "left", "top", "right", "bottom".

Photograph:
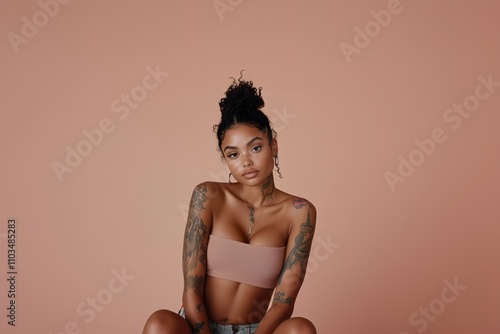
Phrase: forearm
[
  {"left": 254, "top": 304, "right": 293, "bottom": 334},
  {"left": 182, "top": 293, "right": 212, "bottom": 334}
]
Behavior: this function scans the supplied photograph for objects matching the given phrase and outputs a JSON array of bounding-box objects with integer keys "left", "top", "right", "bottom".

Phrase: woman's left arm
[{"left": 254, "top": 198, "right": 317, "bottom": 334}]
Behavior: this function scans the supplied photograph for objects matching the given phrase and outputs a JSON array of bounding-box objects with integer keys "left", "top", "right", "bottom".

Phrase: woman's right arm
[{"left": 182, "top": 182, "right": 214, "bottom": 334}]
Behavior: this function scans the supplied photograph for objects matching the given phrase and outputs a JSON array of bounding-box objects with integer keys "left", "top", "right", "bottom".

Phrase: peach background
[{"left": 1, "top": 0, "right": 499, "bottom": 333}]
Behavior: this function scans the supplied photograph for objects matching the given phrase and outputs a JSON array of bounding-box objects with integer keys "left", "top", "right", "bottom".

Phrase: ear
[{"left": 271, "top": 137, "right": 278, "bottom": 157}]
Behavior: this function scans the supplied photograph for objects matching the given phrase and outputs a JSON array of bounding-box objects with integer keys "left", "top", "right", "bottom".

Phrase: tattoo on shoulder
[
  {"left": 292, "top": 198, "right": 309, "bottom": 209},
  {"left": 273, "top": 291, "right": 292, "bottom": 305},
  {"left": 183, "top": 184, "right": 208, "bottom": 272},
  {"left": 184, "top": 275, "right": 204, "bottom": 292},
  {"left": 192, "top": 184, "right": 208, "bottom": 212},
  {"left": 278, "top": 208, "right": 314, "bottom": 284}
]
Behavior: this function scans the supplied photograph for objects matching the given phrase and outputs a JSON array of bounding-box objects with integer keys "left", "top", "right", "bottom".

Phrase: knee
[
  {"left": 275, "top": 317, "right": 317, "bottom": 334},
  {"left": 142, "top": 309, "right": 185, "bottom": 334},
  {"left": 291, "top": 317, "right": 316, "bottom": 334},
  {"left": 143, "top": 309, "right": 170, "bottom": 334}
]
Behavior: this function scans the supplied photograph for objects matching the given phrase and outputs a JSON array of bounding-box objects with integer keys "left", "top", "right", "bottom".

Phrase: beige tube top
[{"left": 206, "top": 234, "right": 286, "bottom": 289}]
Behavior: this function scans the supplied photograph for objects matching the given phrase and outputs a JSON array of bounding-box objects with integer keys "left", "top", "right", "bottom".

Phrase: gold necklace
[{"left": 240, "top": 185, "right": 276, "bottom": 236}]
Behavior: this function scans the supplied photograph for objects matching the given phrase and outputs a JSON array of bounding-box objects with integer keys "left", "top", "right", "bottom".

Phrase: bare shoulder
[
  {"left": 278, "top": 190, "right": 316, "bottom": 211},
  {"left": 190, "top": 181, "right": 224, "bottom": 201},
  {"left": 191, "top": 181, "right": 220, "bottom": 192},
  {"left": 279, "top": 191, "right": 317, "bottom": 228},
  {"left": 190, "top": 181, "right": 241, "bottom": 211},
  {"left": 290, "top": 197, "right": 316, "bottom": 211}
]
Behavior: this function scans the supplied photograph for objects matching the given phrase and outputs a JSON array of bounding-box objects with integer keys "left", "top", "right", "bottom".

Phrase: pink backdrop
[{"left": 1, "top": 1, "right": 499, "bottom": 333}]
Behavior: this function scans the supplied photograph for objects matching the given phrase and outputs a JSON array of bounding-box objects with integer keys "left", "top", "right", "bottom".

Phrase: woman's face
[{"left": 221, "top": 124, "right": 277, "bottom": 185}]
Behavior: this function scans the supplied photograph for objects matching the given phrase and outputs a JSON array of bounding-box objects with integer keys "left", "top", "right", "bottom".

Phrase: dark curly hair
[{"left": 213, "top": 71, "right": 275, "bottom": 154}]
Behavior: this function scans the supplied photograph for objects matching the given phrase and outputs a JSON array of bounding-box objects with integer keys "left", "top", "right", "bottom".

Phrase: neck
[{"left": 240, "top": 174, "right": 276, "bottom": 208}]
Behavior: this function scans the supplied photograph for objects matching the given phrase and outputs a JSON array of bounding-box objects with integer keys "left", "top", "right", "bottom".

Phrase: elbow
[{"left": 182, "top": 290, "right": 203, "bottom": 308}]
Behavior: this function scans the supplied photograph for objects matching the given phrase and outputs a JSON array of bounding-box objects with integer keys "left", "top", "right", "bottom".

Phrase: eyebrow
[{"left": 223, "top": 136, "right": 264, "bottom": 152}]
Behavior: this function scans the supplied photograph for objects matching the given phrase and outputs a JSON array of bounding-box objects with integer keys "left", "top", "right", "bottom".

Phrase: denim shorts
[{"left": 178, "top": 306, "right": 259, "bottom": 334}]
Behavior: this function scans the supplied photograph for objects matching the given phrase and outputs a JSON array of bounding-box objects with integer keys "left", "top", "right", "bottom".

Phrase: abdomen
[{"left": 204, "top": 275, "right": 274, "bottom": 324}]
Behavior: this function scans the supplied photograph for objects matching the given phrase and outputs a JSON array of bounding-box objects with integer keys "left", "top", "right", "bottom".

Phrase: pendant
[{"left": 248, "top": 226, "right": 253, "bottom": 235}]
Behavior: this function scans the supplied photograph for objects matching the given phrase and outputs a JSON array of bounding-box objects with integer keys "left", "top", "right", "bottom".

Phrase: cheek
[
  {"left": 225, "top": 159, "right": 239, "bottom": 169},
  {"left": 259, "top": 154, "right": 275, "bottom": 168}
]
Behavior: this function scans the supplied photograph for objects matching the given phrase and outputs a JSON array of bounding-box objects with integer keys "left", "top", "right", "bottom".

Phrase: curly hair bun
[
  {"left": 219, "top": 77, "right": 265, "bottom": 117},
  {"left": 213, "top": 72, "right": 274, "bottom": 152}
]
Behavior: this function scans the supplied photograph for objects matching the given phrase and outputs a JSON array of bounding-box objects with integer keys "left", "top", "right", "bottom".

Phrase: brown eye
[{"left": 252, "top": 146, "right": 262, "bottom": 152}]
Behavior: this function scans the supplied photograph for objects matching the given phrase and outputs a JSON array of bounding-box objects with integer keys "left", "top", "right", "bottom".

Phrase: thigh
[
  {"left": 142, "top": 309, "right": 191, "bottom": 334},
  {"left": 273, "top": 316, "right": 317, "bottom": 334}
]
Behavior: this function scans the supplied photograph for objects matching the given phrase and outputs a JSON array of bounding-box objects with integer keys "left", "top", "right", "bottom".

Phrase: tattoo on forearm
[
  {"left": 278, "top": 208, "right": 313, "bottom": 284},
  {"left": 184, "top": 275, "right": 204, "bottom": 291},
  {"left": 192, "top": 321, "right": 205, "bottom": 334},
  {"left": 183, "top": 184, "right": 208, "bottom": 272},
  {"left": 189, "top": 321, "right": 205, "bottom": 334},
  {"left": 273, "top": 291, "right": 292, "bottom": 305},
  {"left": 196, "top": 303, "right": 202, "bottom": 313}
]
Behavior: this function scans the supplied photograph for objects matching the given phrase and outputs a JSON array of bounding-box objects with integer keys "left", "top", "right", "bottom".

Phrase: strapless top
[{"left": 206, "top": 234, "right": 286, "bottom": 289}]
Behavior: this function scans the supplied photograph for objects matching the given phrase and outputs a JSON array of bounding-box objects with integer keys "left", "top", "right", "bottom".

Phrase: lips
[{"left": 242, "top": 169, "right": 258, "bottom": 178}]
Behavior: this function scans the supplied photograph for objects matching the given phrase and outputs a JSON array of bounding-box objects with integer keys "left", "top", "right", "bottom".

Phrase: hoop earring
[
  {"left": 228, "top": 172, "right": 233, "bottom": 183},
  {"left": 274, "top": 156, "right": 283, "bottom": 179}
]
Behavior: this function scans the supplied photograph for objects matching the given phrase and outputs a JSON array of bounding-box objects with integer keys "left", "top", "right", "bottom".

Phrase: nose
[{"left": 243, "top": 157, "right": 253, "bottom": 168}]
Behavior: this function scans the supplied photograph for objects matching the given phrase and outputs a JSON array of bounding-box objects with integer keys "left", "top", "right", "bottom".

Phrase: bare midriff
[{"left": 204, "top": 275, "right": 275, "bottom": 324}]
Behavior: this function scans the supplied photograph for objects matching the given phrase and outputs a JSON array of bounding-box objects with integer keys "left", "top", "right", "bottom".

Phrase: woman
[{"left": 142, "top": 75, "right": 317, "bottom": 334}]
